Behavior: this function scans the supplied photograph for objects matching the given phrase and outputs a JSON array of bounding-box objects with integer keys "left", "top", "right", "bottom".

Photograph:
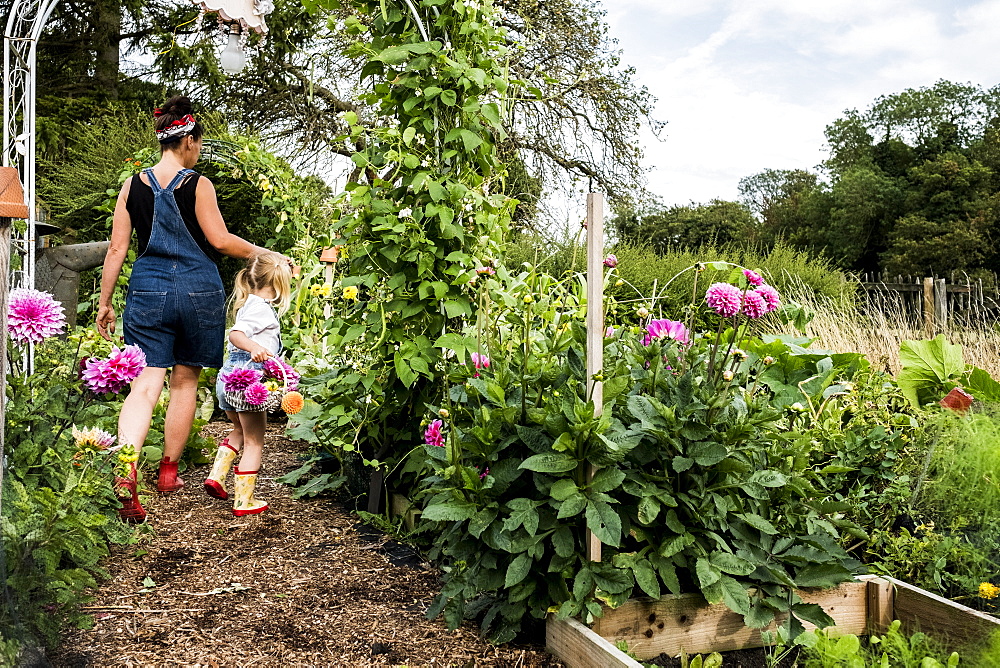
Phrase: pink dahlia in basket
[
  {"left": 741, "top": 291, "right": 767, "bottom": 319},
  {"left": 642, "top": 319, "right": 691, "bottom": 347},
  {"left": 705, "top": 282, "right": 742, "bottom": 317},
  {"left": 221, "top": 367, "right": 263, "bottom": 393},
  {"left": 755, "top": 284, "right": 781, "bottom": 313},
  {"left": 7, "top": 288, "right": 65, "bottom": 345},
  {"left": 263, "top": 358, "right": 300, "bottom": 391},
  {"left": 424, "top": 419, "right": 445, "bottom": 448},
  {"left": 243, "top": 382, "right": 270, "bottom": 406}
]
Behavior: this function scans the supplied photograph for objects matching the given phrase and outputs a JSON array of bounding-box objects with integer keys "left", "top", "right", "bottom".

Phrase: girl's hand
[{"left": 249, "top": 344, "right": 273, "bottom": 363}]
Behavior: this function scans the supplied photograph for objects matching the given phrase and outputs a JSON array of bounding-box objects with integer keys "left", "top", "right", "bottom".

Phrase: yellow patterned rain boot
[
  {"left": 232, "top": 467, "right": 269, "bottom": 516},
  {"left": 204, "top": 438, "right": 239, "bottom": 500}
]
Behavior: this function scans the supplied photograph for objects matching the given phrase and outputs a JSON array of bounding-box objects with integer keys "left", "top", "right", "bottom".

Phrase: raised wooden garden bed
[{"left": 546, "top": 575, "right": 1000, "bottom": 667}]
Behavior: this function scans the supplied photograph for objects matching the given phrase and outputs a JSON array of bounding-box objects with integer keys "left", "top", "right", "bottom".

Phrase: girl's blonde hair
[{"left": 231, "top": 253, "right": 292, "bottom": 317}]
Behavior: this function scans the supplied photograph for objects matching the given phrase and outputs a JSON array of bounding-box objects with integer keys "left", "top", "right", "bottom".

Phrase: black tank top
[{"left": 125, "top": 172, "right": 221, "bottom": 263}]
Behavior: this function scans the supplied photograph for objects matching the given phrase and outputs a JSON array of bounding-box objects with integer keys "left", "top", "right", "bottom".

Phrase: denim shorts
[
  {"left": 216, "top": 349, "right": 264, "bottom": 412},
  {"left": 123, "top": 288, "right": 225, "bottom": 369}
]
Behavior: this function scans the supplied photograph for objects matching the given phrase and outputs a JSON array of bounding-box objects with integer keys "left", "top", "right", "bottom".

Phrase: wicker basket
[{"left": 222, "top": 359, "right": 290, "bottom": 413}]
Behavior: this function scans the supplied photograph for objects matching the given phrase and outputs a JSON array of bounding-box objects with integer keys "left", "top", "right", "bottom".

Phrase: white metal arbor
[
  {"left": 2, "top": 0, "right": 57, "bottom": 291},
  {"left": 1, "top": 0, "right": 277, "bottom": 292}
]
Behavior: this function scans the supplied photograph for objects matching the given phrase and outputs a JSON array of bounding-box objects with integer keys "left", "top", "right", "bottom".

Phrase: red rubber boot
[
  {"left": 157, "top": 456, "right": 185, "bottom": 493},
  {"left": 114, "top": 461, "right": 147, "bottom": 523}
]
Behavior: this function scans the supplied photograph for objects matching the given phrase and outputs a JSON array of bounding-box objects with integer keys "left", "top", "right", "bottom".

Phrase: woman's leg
[
  {"left": 162, "top": 364, "right": 202, "bottom": 462},
  {"left": 118, "top": 367, "right": 168, "bottom": 447}
]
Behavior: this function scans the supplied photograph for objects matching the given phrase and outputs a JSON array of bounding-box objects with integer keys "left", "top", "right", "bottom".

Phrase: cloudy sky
[{"left": 603, "top": 0, "right": 1000, "bottom": 206}]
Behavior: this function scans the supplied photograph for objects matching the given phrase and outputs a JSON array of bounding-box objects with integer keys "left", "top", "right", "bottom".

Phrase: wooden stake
[
  {"left": 585, "top": 193, "right": 604, "bottom": 563},
  {"left": 923, "top": 277, "right": 934, "bottom": 337}
]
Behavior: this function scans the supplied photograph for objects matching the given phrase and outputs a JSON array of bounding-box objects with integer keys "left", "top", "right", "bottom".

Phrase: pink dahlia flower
[
  {"left": 743, "top": 269, "right": 765, "bottom": 287},
  {"left": 755, "top": 284, "right": 781, "bottom": 313},
  {"left": 263, "top": 358, "right": 300, "bottom": 391},
  {"left": 7, "top": 288, "right": 65, "bottom": 345},
  {"left": 424, "top": 419, "right": 445, "bottom": 447},
  {"left": 105, "top": 345, "right": 146, "bottom": 385},
  {"left": 741, "top": 291, "right": 767, "bottom": 319},
  {"left": 642, "top": 319, "right": 691, "bottom": 347},
  {"left": 475, "top": 266, "right": 496, "bottom": 276},
  {"left": 603, "top": 254, "right": 618, "bottom": 268},
  {"left": 221, "top": 366, "right": 263, "bottom": 393},
  {"left": 705, "top": 283, "right": 742, "bottom": 317},
  {"left": 243, "top": 382, "right": 270, "bottom": 406},
  {"left": 82, "top": 359, "right": 125, "bottom": 395}
]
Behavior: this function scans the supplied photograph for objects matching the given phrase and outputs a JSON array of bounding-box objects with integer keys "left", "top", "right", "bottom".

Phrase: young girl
[{"left": 205, "top": 253, "right": 291, "bottom": 515}]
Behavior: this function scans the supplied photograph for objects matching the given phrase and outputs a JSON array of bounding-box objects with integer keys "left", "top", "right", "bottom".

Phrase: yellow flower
[
  {"left": 310, "top": 283, "right": 332, "bottom": 297},
  {"left": 117, "top": 443, "right": 138, "bottom": 464},
  {"left": 264, "top": 380, "right": 280, "bottom": 392},
  {"left": 309, "top": 284, "right": 322, "bottom": 296},
  {"left": 979, "top": 582, "right": 1000, "bottom": 599},
  {"left": 343, "top": 285, "right": 359, "bottom": 301}
]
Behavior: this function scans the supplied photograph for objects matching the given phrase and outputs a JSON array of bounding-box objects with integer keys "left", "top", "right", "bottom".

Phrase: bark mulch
[{"left": 50, "top": 422, "right": 561, "bottom": 668}]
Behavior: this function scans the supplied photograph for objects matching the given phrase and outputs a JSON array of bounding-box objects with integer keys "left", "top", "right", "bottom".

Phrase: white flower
[{"left": 398, "top": 207, "right": 413, "bottom": 218}]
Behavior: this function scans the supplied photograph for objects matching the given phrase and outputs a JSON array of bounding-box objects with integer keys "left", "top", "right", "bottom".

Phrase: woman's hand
[{"left": 96, "top": 305, "right": 116, "bottom": 341}]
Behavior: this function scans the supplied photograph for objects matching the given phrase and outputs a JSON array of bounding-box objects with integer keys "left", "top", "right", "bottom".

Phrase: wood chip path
[{"left": 51, "top": 423, "right": 561, "bottom": 668}]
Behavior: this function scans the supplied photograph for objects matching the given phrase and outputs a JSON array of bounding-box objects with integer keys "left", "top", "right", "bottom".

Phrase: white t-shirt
[{"left": 228, "top": 294, "right": 281, "bottom": 354}]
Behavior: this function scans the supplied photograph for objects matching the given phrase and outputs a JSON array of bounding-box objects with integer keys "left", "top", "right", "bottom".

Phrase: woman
[{"left": 96, "top": 95, "right": 282, "bottom": 522}]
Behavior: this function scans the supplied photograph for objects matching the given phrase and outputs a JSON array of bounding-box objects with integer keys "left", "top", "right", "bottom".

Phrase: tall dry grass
[{"left": 778, "top": 286, "right": 1000, "bottom": 378}]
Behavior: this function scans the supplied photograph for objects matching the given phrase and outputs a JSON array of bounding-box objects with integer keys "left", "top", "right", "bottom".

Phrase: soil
[{"left": 50, "top": 422, "right": 562, "bottom": 668}]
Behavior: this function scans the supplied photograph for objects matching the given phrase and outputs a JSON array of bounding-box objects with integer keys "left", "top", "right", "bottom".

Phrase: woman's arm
[
  {"left": 96, "top": 180, "right": 133, "bottom": 341},
  {"left": 194, "top": 177, "right": 275, "bottom": 259}
]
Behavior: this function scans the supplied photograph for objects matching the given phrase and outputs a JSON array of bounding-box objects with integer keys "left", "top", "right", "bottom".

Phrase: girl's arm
[
  {"left": 96, "top": 181, "right": 133, "bottom": 341},
  {"left": 194, "top": 177, "right": 284, "bottom": 260},
  {"left": 228, "top": 330, "right": 273, "bottom": 362}
]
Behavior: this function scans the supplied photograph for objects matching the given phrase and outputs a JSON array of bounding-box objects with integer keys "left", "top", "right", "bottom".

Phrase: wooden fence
[{"left": 857, "top": 272, "right": 999, "bottom": 335}]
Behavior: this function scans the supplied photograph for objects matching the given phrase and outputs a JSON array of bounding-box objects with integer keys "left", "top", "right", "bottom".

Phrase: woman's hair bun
[{"left": 160, "top": 95, "right": 193, "bottom": 117}]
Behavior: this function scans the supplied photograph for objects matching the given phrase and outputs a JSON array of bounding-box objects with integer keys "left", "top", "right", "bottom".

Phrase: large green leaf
[
  {"left": 520, "top": 453, "right": 578, "bottom": 473},
  {"left": 897, "top": 335, "right": 964, "bottom": 406},
  {"left": 964, "top": 366, "right": 1000, "bottom": 402},
  {"left": 585, "top": 499, "right": 621, "bottom": 547}
]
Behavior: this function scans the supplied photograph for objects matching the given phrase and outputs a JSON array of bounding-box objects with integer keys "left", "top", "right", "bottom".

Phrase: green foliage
[
  {"left": 505, "top": 237, "right": 856, "bottom": 325},
  {"left": 415, "top": 262, "right": 907, "bottom": 642},
  {"left": 279, "top": 0, "right": 515, "bottom": 498},
  {"left": 797, "top": 620, "right": 960, "bottom": 668},
  {"left": 2, "top": 328, "right": 140, "bottom": 649},
  {"left": 916, "top": 411, "right": 1000, "bottom": 529},
  {"left": 897, "top": 335, "right": 966, "bottom": 407},
  {"left": 613, "top": 200, "right": 756, "bottom": 250}
]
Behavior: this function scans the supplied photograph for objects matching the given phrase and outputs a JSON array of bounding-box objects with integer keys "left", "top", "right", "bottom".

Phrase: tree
[
  {"left": 24, "top": 0, "right": 659, "bottom": 221},
  {"left": 737, "top": 168, "right": 820, "bottom": 245},
  {"left": 882, "top": 153, "right": 998, "bottom": 276},
  {"left": 614, "top": 199, "right": 755, "bottom": 251}
]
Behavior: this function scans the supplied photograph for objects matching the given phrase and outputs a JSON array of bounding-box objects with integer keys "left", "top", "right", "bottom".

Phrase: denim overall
[{"left": 123, "top": 168, "right": 225, "bottom": 369}]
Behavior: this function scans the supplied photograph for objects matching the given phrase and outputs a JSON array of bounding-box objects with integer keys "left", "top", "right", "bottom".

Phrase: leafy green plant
[
  {"left": 415, "top": 262, "right": 887, "bottom": 642},
  {"left": 796, "top": 620, "right": 959, "bottom": 667},
  {"left": 2, "top": 327, "right": 140, "bottom": 648}
]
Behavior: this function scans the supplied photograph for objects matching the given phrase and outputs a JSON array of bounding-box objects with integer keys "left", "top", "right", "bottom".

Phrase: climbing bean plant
[{"left": 291, "top": 0, "right": 514, "bottom": 483}]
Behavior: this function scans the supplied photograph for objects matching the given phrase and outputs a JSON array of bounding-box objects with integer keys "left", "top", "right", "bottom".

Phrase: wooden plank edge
[
  {"left": 547, "top": 615, "right": 643, "bottom": 668},
  {"left": 882, "top": 575, "right": 1000, "bottom": 647}
]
